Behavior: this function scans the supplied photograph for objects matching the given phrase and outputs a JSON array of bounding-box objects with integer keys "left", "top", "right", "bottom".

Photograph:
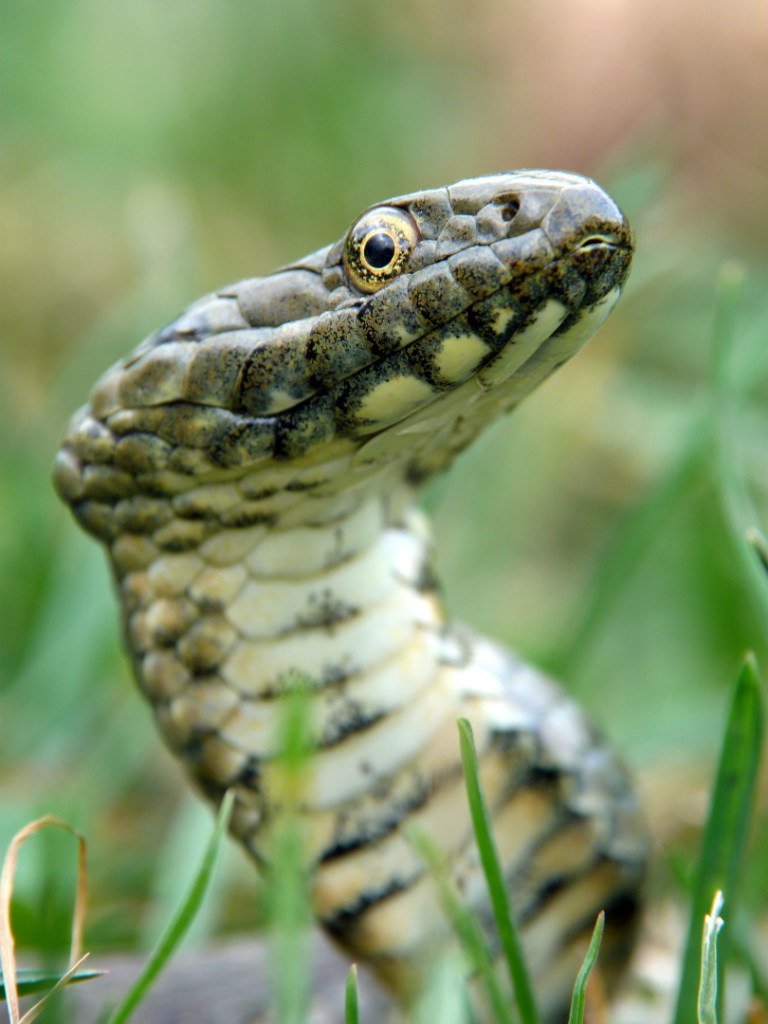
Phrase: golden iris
[{"left": 343, "top": 206, "right": 420, "bottom": 293}]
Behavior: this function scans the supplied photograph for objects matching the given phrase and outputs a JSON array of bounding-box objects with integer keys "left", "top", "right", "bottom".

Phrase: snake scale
[{"left": 54, "top": 171, "right": 648, "bottom": 1021}]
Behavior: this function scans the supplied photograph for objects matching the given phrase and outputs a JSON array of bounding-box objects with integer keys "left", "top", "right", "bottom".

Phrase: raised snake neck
[{"left": 54, "top": 171, "right": 648, "bottom": 1021}]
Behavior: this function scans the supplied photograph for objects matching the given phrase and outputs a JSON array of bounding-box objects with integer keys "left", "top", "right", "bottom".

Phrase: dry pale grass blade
[
  {"left": 0, "top": 815, "right": 89, "bottom": 1024},
  {"left": 15, "top": 954, "right": 93, "bottom": 1024}
]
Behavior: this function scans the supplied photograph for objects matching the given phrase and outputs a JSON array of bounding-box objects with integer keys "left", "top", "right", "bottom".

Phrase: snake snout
[{"left": 542, "top": 179, "right": 633, "bottom": 256}]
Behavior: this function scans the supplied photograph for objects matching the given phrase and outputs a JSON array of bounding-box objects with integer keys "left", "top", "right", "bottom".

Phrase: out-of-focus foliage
[{"left": 1, "top": 0, "right": 766, "bottom": 972}]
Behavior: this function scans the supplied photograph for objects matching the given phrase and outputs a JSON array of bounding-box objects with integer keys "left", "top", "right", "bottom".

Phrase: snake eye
[{"left": 343, "top": 206, "right": 420, "bottom": 293}]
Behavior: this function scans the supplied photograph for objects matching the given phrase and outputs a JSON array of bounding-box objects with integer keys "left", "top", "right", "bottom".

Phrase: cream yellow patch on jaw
[
  {"left": 477, "top": 299, "right": 568, "bottom": 388},
  {"left": 526, "top": 288, "right": 622, "bottom": 371},
  {"left": 357, "top": 375, "right": 435, "bottom": 424},
  {"left": 434, "top": 333, "right": 490, "bottom": 383},
  {"left": 490, "top": 306, "right": 515, "bottom": 335},
  {"left": 552, "top": 286, "right": 621, "bottom": 353}
]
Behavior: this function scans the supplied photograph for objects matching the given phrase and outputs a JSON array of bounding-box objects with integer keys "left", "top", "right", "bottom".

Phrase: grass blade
[
  {"left": 698, "top": 892, "right": 725, "bottom": 1024},
  {"left": 104, "top": 789, "right": 234, "bottom": 1024},
  {"left": 414, "top": 949, "right": 472, "bottom": 1024},
  {"left": 18, "top": 953, "right": 92, "bottom": 1024},
  {"left": 265, "top": 684, "right": 313, "bottom": 1024},
  {"left": 1, "top": 968, "right": 104, "bottom": 999},
  {"left": 408, "top": 827, "right": 515, "bottom": 1024},
  {"left": 345, "top": 964, "right": 360, "bottom": 1024},
  {"left": 458, "top": 718, "right": 540, "bottom": 1024},
  {"left": 673, "top": 656, "right": 763, "bottom": 1024},
  {"left": 566, "top": 911, "right": 604, "bottom": 1024},
  {"left": 266, "top": 818, "right": 311, "bottom": 1024}
]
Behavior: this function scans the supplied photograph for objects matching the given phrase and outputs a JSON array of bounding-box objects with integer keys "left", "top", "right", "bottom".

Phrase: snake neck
[{"left": 114, "top": 475, "right": 470, "bottom": 856}]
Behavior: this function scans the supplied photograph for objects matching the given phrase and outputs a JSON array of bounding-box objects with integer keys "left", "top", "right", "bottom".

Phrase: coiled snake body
[{"left": 54, "top": 171, "right": 647, "bottom": 1020}]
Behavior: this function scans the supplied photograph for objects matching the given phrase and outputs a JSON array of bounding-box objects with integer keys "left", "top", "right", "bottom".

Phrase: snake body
[{"left": 54, "top": 171, "right": 647, "bottom": 1020}]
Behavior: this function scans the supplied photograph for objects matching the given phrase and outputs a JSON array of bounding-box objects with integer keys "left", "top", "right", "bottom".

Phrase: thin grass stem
[
  {"left": 104, "top": 790, "right": 234, "bottom": 1024},
  {"left": 408, "top": 827, "right": 515, "bottom": 1024},
  {"left": 566, "top": 912, "right": 604, "bottom": 1024},
  {"left": 345, "top": 965, "right": 360, "bottom": 1024},
  {"left": 458, "top": 718, "right": 540, "bottom": 1024},
  {"left": 697, "top": 891, "right": 724, "bottom": 1024}
]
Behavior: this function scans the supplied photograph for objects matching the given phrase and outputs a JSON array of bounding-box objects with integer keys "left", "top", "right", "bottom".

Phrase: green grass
[
  {"left": 0, "top": 970, "right": 104, "bottom": 1002},
  {"left": 567, "top": 912, "right": 605, "bottom": 1024},
  {"left": 697, "top": 892, "right": 725, "bottom": 1024},
  {"left": 408, "top": 827, "right": 516, "bottom": 1024},
  {"left": 457, "top": 717, "right": 539, "bottom": 1024},
  {"left": 262, "top": 686, "right": 314, "bottom": 1024},
  {"left": 4, "top": 663, "right": 762, "bottom": 1021},
  {"left": 672, "top": 657, "right": 763, "bottom": 1024},
  {"left": 344, "top": 966, "right": 360, "bottom": 1024},
  {"left": 100, "top": 792, "right": 234, "bottom": 1024},
  {"left": 1, "top": 2, "right": 766, "bottom": 1021}
]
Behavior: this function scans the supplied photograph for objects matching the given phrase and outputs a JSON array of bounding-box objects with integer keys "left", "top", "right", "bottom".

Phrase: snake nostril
[{"left": 499, "top": 195, "right": 521, "bottom": 222}]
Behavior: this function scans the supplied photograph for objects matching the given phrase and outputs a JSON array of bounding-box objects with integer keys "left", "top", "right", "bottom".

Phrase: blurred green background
[{"left": 1, "top": 0, "right": 766, "bottom": 970}]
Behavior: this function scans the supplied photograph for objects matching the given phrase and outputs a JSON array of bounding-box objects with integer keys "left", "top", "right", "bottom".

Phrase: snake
[{"left": 53, "top": 170, "right": 648, "bottom": 1022}]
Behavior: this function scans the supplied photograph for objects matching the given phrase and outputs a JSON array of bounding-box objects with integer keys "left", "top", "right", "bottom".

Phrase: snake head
[
  {"left": 304, "top": 170, "right": 634, "bottom": 475},
  {"left": 54, "top": 171, "right": 633, "bottom": 536}
]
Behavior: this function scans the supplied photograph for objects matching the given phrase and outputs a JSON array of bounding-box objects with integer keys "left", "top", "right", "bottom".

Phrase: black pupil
[{"left": 363, "top": 232, "right": 396, "bottom": 270}]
